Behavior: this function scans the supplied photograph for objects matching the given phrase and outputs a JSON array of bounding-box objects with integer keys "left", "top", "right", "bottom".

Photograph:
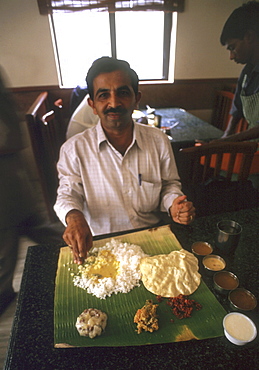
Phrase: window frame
[{"left": 49, "top": 10, "right": 177, "bottom": 87}]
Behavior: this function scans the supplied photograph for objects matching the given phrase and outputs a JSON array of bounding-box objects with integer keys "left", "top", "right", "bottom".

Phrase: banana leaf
[{"left": 54, "top": 225, "right": 226, "bottom": 347}]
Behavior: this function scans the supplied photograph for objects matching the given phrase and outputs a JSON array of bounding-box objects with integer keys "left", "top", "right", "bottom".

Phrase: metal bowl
[
  {"left": 213, "top": 271, "right": 239, "bottom": 295},
  {"left": 228, "top": 288, "right": 257, "bottom": 311},
  {"left": 191, "top": 241, "right": 213, "bottom": 257},
  {"left": 202, "top": 254, "right": 226, "bottom": 276}
]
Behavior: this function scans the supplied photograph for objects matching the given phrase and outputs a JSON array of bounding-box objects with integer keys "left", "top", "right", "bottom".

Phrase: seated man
[{"left": 54, "top": 57, "right": 195, "bottom": 264}]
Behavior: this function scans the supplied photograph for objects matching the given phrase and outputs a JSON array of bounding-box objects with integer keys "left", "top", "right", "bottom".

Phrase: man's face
[
  {"left": 88, "top": 69, "right": 141, "bottom": 131},
  {"left": 225, "top": 37, "right": 252, "bottom": 64}
]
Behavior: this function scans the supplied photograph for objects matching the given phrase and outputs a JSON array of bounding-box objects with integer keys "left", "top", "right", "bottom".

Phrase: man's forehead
[
  {"left": 225, "top": 38, "right": 237, "bottom": 48},
  {"left": 93, "top": 70, "right": 131, "bottom": 84},
  {"left": 93, "top": 70, "right": 133, "bottom": 95},
  {"left": 225, "top": 37, "right": 245, "bottom": 49}
]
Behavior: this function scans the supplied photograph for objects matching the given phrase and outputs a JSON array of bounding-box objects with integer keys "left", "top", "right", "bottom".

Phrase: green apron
[{"left": 240, "top": 74, "right": 259, "bottom": 142}]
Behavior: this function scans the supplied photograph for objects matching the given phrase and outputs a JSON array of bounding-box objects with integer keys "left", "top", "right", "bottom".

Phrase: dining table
[
  {"left": 4, "top": 207, "right": 259, "bottom": 370},
  {"left": 151, "top": 107, "right": 224, "bottom": 142},
  {"left": 146, "top": 108, "right": 224, "bottom": 180}
]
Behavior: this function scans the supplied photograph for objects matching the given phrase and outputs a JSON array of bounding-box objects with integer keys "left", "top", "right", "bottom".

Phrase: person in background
[
  {"left": 0, "top": 68, "right": 64, "bottom": 315},
  {"left": 220, "top": 1, "right": 259, "bottom": 142},
  {"left": 66, "top": 92, "right": 98, "bottom": 139},
  {"left": 216, "top": 1, "right": 259, "bottom": 189},
  {"left": 54, "top": 57, "right": 195, "bottom": 265},
  {"left": 69, "top": 85, "right": 88, "bottom": 116},
  {"left": 0, "top": 69, "right": 35, "bottom": 313}
]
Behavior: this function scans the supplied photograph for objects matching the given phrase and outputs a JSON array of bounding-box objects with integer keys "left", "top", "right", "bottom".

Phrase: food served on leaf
[
  {"left": 75, "top": 308, "right": 107, "bottom": 338},
  {"left": 140, "top": 249, "right": 201, "bottom": 297},
  {"left": 167, "top": 294, "right": 202, "bottom": 319},
  {"left": 73, "top": 239, "right": 147, "bottom": 299},
  {"left": 134, "top": 300, "right": 159, "bottom": 334}
]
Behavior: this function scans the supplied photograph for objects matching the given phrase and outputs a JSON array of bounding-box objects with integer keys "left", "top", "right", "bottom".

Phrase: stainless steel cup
[{"left": 216, "top": 220, "right": 242, "bottom": 255}]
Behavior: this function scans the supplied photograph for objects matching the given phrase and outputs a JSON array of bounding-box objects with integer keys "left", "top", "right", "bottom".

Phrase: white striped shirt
[{"left": 54, "top": 121, "right": 183, "bottom": 235}]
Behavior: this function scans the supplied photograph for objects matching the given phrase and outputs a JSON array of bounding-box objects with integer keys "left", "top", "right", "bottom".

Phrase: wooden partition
[{"left": 10, "top": 78, "right": 238, "bottom": 125}]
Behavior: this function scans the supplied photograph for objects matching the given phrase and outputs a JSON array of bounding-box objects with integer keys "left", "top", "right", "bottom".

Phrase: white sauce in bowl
[{"left": 223, "top": 313, "right": 257, "bottom": 344}]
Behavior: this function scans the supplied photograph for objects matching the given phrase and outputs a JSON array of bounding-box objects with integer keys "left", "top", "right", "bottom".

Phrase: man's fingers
[
  {"left": 174, "top": 195, "right": 187, "bottom": 206},
  {"left": 174, "top": 204, "right": 196, "bottom": 225},
  {"left": 65, "top": 240, "right": 81, "bottom": 264},
  {"left": 63, "top": 236, "right": 85, "bottom": 265}
]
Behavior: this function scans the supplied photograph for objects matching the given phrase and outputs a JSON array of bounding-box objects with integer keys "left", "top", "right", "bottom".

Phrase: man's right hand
[{"left": 63, "top": 209, "right": 93, "bottom": 264}]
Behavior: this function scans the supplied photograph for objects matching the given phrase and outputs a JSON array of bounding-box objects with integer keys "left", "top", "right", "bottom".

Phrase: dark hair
[
  {"left": 86, "top": 57, "right": 139, "bottom": 100},
  {"left": 220, "top": 1, "right": 259, "bottom": 45}
]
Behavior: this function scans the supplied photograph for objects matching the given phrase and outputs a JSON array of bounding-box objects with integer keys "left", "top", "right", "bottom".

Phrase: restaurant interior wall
[{"left": 0, "top": 0, "right": 243, "bottom": 122}]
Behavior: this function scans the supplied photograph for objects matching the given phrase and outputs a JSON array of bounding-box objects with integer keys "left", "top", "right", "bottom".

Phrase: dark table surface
[
  {"left": 155, "top": 108, "right": 223, "bottom": 142},
  {"left": 4, "top": 208, "right": 259, "bottom": 370}
]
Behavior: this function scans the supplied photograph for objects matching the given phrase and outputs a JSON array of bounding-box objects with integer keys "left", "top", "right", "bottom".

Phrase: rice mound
[{"left": 73, "top": 239, "right": 148, "bottom": 299}]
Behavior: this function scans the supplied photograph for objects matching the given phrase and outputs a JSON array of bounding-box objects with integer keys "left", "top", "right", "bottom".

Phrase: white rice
[{"left": 73, "top": 239, "right": 148, "bottom": 299}]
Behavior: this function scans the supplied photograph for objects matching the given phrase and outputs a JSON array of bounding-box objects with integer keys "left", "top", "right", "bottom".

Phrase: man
[
  {"left": 220, "top": 1, "right": 259, "bottom": 141},
  {"left": 54, "top": 57, "right": 195, "bottom": 265}
]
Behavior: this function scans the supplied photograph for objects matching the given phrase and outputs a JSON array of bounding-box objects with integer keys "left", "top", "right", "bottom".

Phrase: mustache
[{"left": 104, "top": 107, "right": 126, "bottom": 115}]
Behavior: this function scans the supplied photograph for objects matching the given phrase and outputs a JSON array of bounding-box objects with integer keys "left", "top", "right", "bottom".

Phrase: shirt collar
[
  {"left": 133, "top": 121, "right": 145, "bottom": 151},
  {"left": 96, "top": 120, "right": 107, "bottom": 148},
  {"left": 246, "top": 62, "right": 259, "bottom": 74},
  {"left": 96, "top": 120, "right": 144, "bottom": 152}
]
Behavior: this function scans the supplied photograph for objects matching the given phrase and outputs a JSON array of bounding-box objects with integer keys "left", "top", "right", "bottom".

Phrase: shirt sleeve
[
  {"left": 54, "top": 142, "right": 86, "bottom": 225},
  {"left": 158, "top": 134, "right": 184, "bottom": 212}
]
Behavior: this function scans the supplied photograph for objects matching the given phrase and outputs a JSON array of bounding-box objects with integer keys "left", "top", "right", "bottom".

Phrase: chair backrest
[
  {"left": 180, "top": 141, "right": 258, "bottom": 183},
  {"left": 25, "top": 91, "right": 66, "bottom": 221},
  {"left": 179, "top": 141, "right": 258, "bottom": 216},
  {"left": 211, "top": 90, "right": 234, "bottom": 131},
  {"left": 211, "top": 90, "right": 248, "bottom": 133}
]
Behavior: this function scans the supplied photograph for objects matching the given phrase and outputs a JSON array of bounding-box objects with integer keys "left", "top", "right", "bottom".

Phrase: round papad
[{"left": 140, "top": 249, "right": 201, "bottom": 297}]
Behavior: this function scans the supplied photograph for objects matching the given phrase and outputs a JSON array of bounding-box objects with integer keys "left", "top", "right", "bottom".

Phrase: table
[
  {"left": 4, "top": 208, "right": 259, "bottom": 370},
  {"left": 154, "top": 108, "right": 223, "bottom": 142},
  {"left": 151, "top": 108, "right": 224, "bottom": 180}
]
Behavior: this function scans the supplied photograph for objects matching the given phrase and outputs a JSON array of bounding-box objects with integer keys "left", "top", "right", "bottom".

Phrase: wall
[
  {"left": 175, "top": 0, "right": 244, "bottom": 79},
  {"left": 0, "top": 0, "right": 244, "bottom": 88},
  {"left": 0, "top": 0, "right": 58, "bottom": 87}
]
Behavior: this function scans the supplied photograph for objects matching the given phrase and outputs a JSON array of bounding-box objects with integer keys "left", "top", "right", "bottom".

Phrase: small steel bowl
[
  {"left": 191, "top": 241, "right": 213, "bottom": 258},
  {"left": 228, "top": 288, "right": 257, "bottom": 311},
  {"left": 213, "top": 271, "right": 239, "bottom": 295},
  {"left": 202, "top": 254, "right": 226, "bottom": 276}
]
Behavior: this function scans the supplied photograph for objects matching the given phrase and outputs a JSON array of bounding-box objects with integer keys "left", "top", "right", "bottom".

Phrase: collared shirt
[
  {"left": 54, "top": 121, "right": 183, "bottom": 235},
  {"left": 230, "top": 63, "right": 259, "bottom": 120}
]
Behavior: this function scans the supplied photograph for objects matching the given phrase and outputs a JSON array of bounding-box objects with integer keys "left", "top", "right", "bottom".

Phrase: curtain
[{"left": 37, "top": 0, "right": 184, "bottom": 14}]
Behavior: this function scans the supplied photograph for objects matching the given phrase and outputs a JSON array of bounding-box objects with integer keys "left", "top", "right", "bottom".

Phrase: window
[{"left": 49, "top": 10, "right": 178, "bottom": 87}]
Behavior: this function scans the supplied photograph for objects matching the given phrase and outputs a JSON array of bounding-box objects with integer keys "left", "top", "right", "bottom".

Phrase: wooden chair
[
  {"left": 181, "top": 141, "right": 258, "bottom": 182},
  {"left": 211, "top": 90, "right": 248, "bottom": 133},
  {"left": 179, "top": 141, "right": 259, "bottom": 216},
  {"left": 211, "top": 90, "right": 234, "bottom": 131},
  {"left": 25, "top": 92, "right": 66, "bottom": 221}
]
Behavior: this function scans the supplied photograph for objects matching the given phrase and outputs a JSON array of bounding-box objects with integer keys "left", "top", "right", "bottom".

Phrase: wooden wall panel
[
  {"left": 10, "top": 78, "right": 238, "bottom": 123},
  {"left": 138, "top": 79, "right": 237, "bottom": 110}
]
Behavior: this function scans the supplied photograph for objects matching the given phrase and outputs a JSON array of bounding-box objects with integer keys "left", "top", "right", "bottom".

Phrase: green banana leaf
[{"left": 54, "top": 225, "right": 226, "bottom": 347}]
